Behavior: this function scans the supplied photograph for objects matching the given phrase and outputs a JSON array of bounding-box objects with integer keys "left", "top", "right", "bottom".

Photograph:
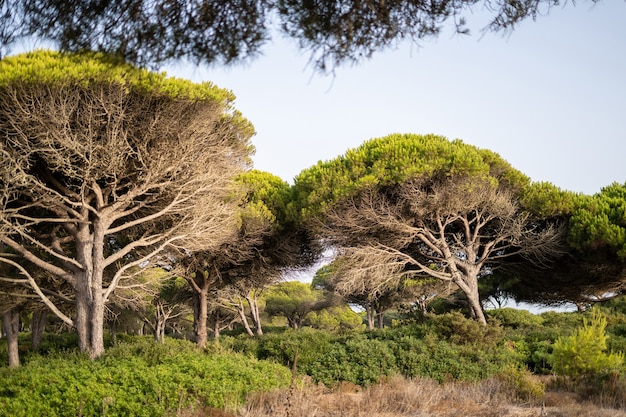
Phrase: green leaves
[
  {"left": 0, "top": 50, "right": 233, "bottom": 103},
  {"left": 568, "top": 182, "right": 626, "bottom": 259},
  {"left": 294, "top": 133, "right": 529, "bottom": 218},
  {"left": 551, "top": 307, "right": 624, "bottom": 380}
]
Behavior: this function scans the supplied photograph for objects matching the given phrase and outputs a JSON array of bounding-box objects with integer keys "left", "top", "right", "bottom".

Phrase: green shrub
[
  {"left": 496, "top": 366, "right": 545, "bottom": 404},
  {"left": 257, "top": 328, "right": 335, "bottom": 371},
  {"left": 425, "top": 311, "right": 503, "bottom": 345},
  {"left": 551, "top": 307, "right": 624, "bottom": 381},
  {"left": 487, "top": 308, "right": 544, "bottom": 330},
  {"left": 305, "top": 336, "right": 397, "bottom": 386},
  {"left": 0, "top": 337, "right": 290, "bottom": 416}
]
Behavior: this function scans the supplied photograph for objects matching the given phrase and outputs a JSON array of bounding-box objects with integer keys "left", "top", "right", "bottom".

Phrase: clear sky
[{"left": 166, "top": 1, "right": 625, "bottom": 196}]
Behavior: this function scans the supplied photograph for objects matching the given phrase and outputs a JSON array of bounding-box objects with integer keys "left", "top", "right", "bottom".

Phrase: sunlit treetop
[
  {"left": 0, "top": 49, "right": 234, "bottom": 103},
  {"left": 568, "top": 182, "right": 626, "bottom": 259},
  {"left": 236, "top": 170, "right": 295, "bottom": 231},
  {"left": 294, "top": 133, "right": 531, "bottom": 216},
  {"left": 0, "top": 50, "right": 256, "bottom": 155}
]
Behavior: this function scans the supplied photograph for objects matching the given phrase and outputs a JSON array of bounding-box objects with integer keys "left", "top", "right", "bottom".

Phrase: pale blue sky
[{"left": 167, "top": 2, "right": 625, "bottom": 195}]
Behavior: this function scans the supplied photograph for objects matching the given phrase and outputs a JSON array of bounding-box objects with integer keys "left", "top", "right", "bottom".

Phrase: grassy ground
[{"left": 234, "top": 376, "right": 626, "bottom": 417}]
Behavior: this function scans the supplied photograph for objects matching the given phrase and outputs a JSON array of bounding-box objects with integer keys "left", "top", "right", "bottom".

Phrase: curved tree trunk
[
  {"left": 455, "top": 274, "right": 487, "bottom": 325},
  {"left": 237, "top": 299, "right": 255, "bottom": 337},
  {"left": 3, "top": 307, "right": 20, "bottom": 368},
  {"left": 246, "top": 294, "right": 263, "bottom": 336}
]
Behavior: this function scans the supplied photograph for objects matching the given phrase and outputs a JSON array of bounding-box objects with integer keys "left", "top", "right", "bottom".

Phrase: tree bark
[
  {"left": 195, "top": 288, "right": 209, "bottom": 348},
  {"left": 246, "top": 294, "right": 263, "bottom": 336},
  {"left": 376, "top": 309, "right": 385, "bottom": 329},
  {"left": 366, "top": 303, "right": 375, "bottom": 331},
  {"left": 3, "top": 307, "right": 20, "bottom": 368},
  {"left": 189, "top": 270, "right": 211, "bottom": 349},
  {"left": 456, "top": 275, "right": 487, "bottom": 325},
  {"left": 212, "top": 318, "right": 221, "bottom": 340},
  {"left": 236, "top": 298, "right": 255, "bottom": 337},
  {"left": 31, "top": 310, "right": 47, "bottom": 351}
]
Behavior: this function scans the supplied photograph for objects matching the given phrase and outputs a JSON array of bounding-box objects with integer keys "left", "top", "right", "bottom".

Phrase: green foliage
[
  {"left": 568, "top": 182, "right": 626, "bottom": 259},
  {"left": 0, "top": 337, "right": 290, "bottom": 416},
  {"left": 551, "top": 307, "right": 624, "bottom": 380},
  {"left": 263, "top": 281, "right": 327, "bottom": 328},
  {"left": 425, "top": 311, "right": 503, "bottom": 345},
  {"left": 294, "top": 133, "right": 530, "bottom": 217},
  {"left": 306, "top": 305, "right": 365, "bottom": 331},
  {"left": 236, "top": 170, "right": 296, "bottom": 229},
  {"left": 496, "top": 366, "right": 545, "bottom": 404},
  {"left": 306, "top": 335, "right": 397, "bottom": 386},
  {"left": 0, "top": 50, "right": 230, "bottom": 101},
  {"left": 257, "top": 328, "right": 335, "bottom": 371},
  {"left": 487, "top": 308, "right": 544, "bottom": 330},
  {"left": 520, "top": 181, "right": 580, "bottom": 218}
]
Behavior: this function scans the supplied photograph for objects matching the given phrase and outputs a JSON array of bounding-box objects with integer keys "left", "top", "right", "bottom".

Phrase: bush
[
  {"left": 0, "top": 337, "right": 291, "bottom": 416},
  {"left": 487, "top": 308, "right": 544, "bottom": 330},
  {"left": 496, "top": 366, "right": 545, "bottom": 404},
  {"left": 305, "top": 336, "right": 397, "bottom": 386},
  {"left": 257, "top": 328, "right": 335, "bottom": 371},
  {"left": 551, "top": 307, "right": 624, "bottom": 381},
  {"left": 425, "top": 311, "right": 503, "bottom": 345}
]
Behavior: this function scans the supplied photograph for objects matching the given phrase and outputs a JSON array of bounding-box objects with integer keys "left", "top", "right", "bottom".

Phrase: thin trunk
[
  {"left": 189, "top": 270, "right": 211, "bottom": 349},
  {"left": 3, "top": 307, "right": 20, "bottom": 368},
  {"left": 236, "top": 298, "right": 255, "bottom": 337},
  {"left": 31, "top": 310, "right": 47, "bottom": 351},
  {"left": 376, "top": 309, "right": 385, "bottom": 329},
  {"left": 246, "top": 294, "right": 263, "bottom": 336},
  {"left": 195, "top": 287, "right": 209, "bottom": 348},
  {"left": 366, "top": 303, "right": 375, "bottom": 331},
  {"left": 212, "top": 318, "right": 221, "bottom": 340}
]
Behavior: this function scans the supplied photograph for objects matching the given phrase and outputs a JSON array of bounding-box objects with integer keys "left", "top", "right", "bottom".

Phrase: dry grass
[{"left": 235, "top": 376, "right": 626, "bottom": 417}]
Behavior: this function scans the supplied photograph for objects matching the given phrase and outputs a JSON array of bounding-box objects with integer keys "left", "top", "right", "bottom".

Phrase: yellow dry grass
[{"left": 235, "top": 376, "right": 626, "bottom": 417}]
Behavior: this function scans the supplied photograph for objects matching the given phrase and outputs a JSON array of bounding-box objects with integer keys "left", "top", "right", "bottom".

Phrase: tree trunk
[
  {"left": 75, "top": 271, "right": 106, "bottom": 358},
  {"left": 189, "top": 270, "right": 211, "bottom": 349},
  {"left": 246, "top": 294, "right": 263, "bottom": 336},
  {"left": 73, "top": 221, "right": 107, "bottom": 359},
  {"left": 366, "top": 303, "right": 375, "bottom": 331},
  {"left": 195, "top": 287, "right": 209, "bottom": 348},
  {"left": 456, "top": 274, "right": 487, "bottom": 325},
  {"left": 376, "top": 309, "right": 385, "bottom": 329},
  {"left": 3, "top": 307, "right": 20, "bottom": 368},
  {"left": 237, "top": 300, "right": 255, "bottom": 337},
  {"left": 31, "top": 310, "right": 47, "bottom": 351},
  {"left": 212, "top": 318, "right": 221, "bottom": 340}
]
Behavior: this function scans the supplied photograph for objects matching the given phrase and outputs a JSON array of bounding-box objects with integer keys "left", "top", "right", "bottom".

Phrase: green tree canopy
[
  {"left": 0, "top": 50, "right": 254, "bottom": 357},
  {"left": 295, "top": 134, "right": 563, "bottom": 324},
  {"left": 264, "top": 281, "right": 331, "bottom": 329},
  {"left": 569, "top": 182, "right": 626, "bottom": 260},
  {"left": 294, "top": 133, "right": 530, "bottom": 217},
  {"left": 0, "top": 0, "right": 601, "bottom": 71}
]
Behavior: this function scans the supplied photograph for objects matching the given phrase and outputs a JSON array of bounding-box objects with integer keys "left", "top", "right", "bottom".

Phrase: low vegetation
[
  {"left": 2, "top": 303, "right": 626, "bottom": 416},
  {"left": 0, "top": 337, "right": 291, "bottom": 416}
]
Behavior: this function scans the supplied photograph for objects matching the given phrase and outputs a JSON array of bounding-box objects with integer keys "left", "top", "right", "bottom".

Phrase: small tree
[
  {"left": 264, "top": 281, "right": 332, "bottom": 329},
  {"left": 551, "top": 307, "right": 624, "bottom": 381}
]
